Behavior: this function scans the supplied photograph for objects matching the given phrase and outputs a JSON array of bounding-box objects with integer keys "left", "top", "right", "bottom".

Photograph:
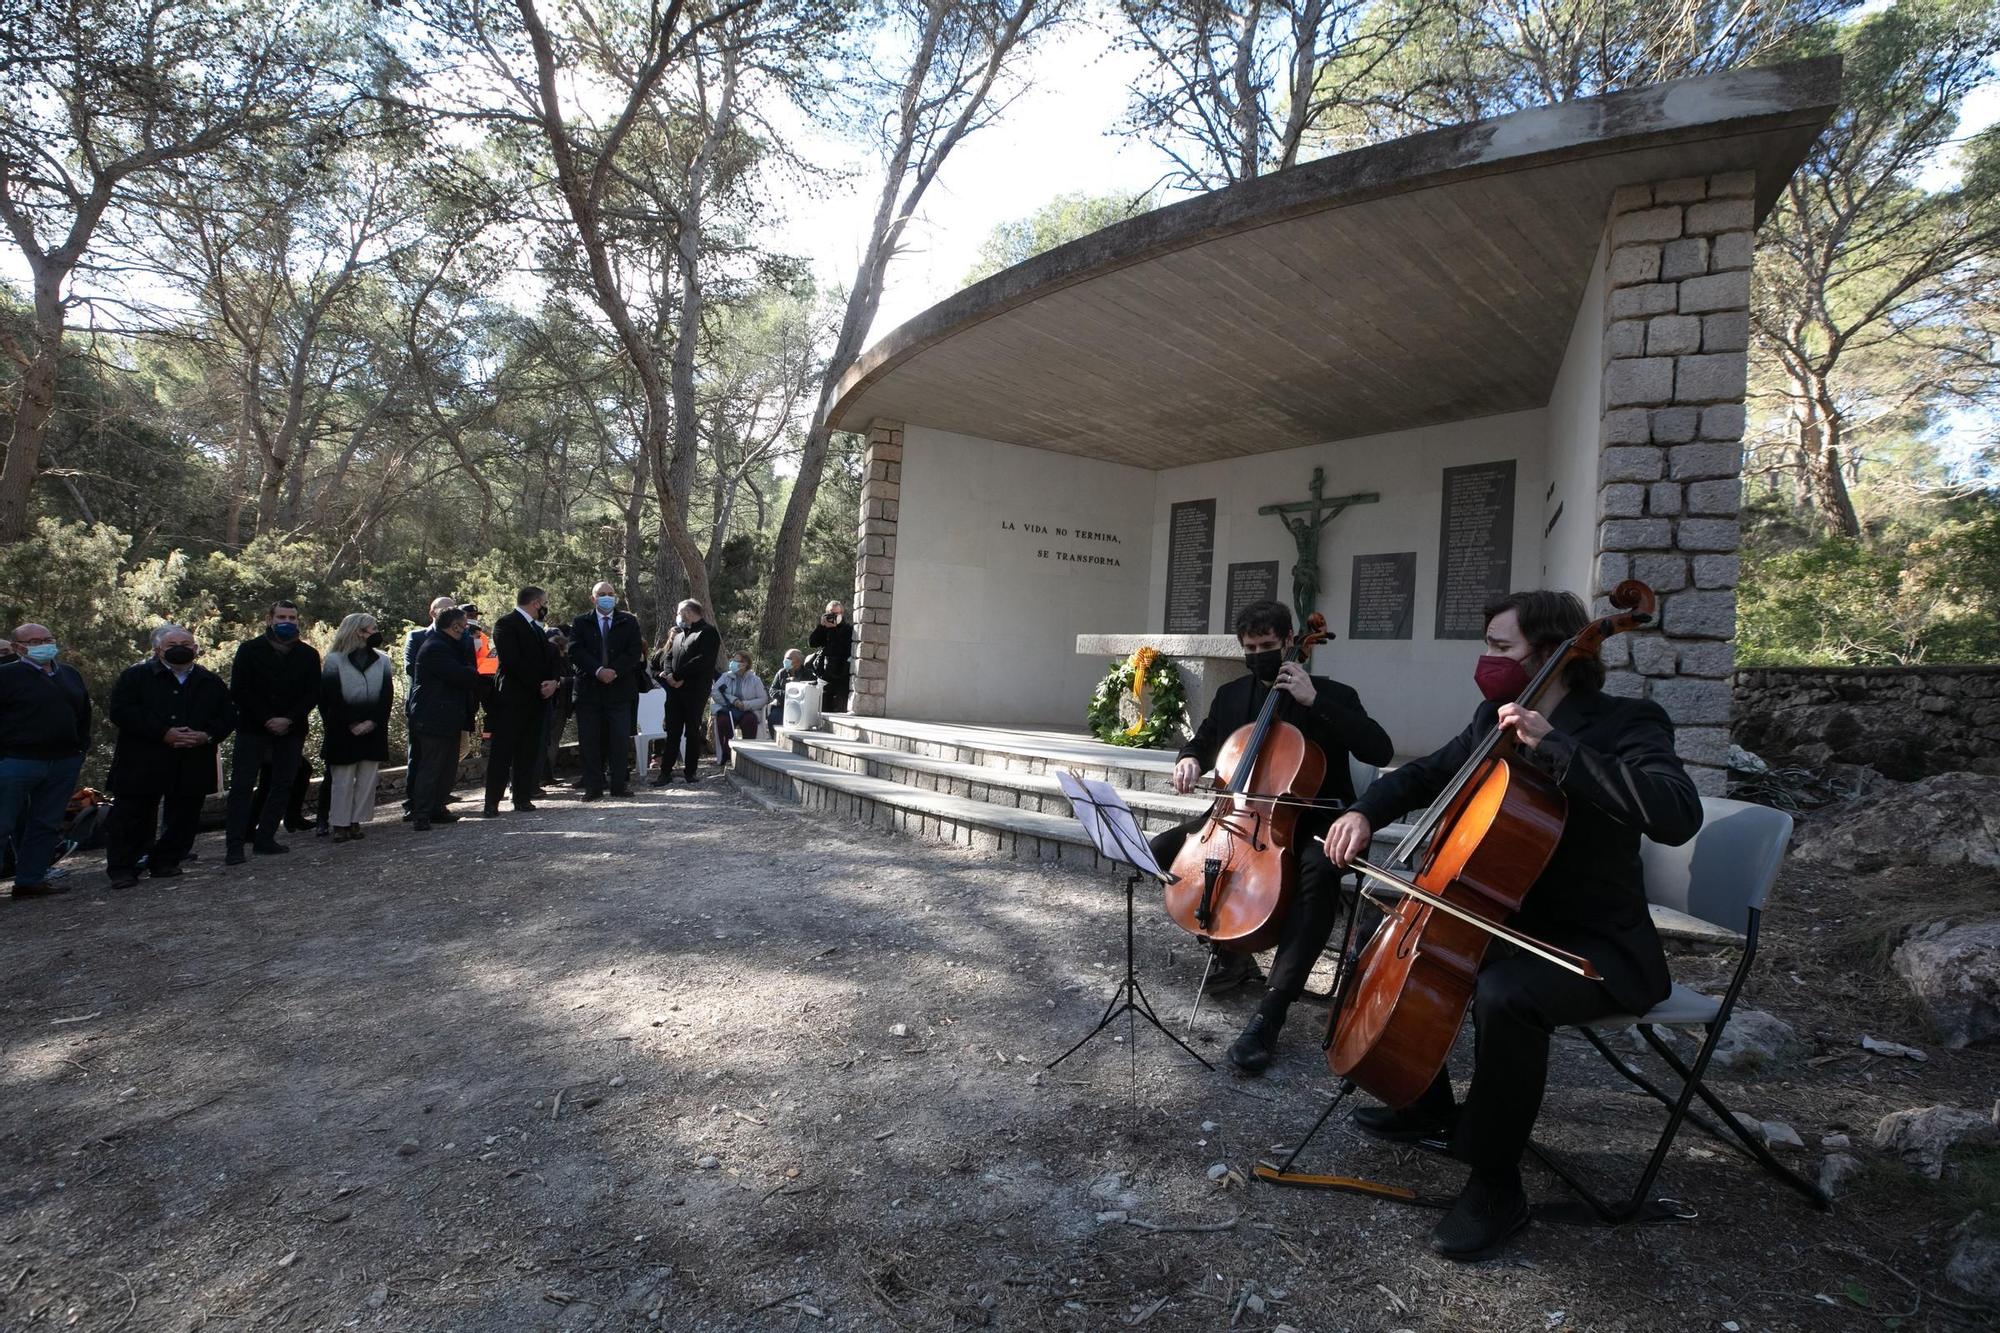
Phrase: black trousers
[
  {"left": 1149, "top": 811, "right": 1341, "bottom": 1001},
  {"left": 484, "top": 696, "right": 542, "bottom": 807},
  {"left": 227, "top": 729, "right": 303, "bottom": 848},
  {"left": 1405, "top": 948, "right": 1626, "bottom": 1174},
  {"left": 575, "top": 699, "right": 633, "bottom": 793},
  {"left": 411, "top": 730, "right": 462, "bottom": 818},
  {"left": 659, "top": 689, "right": 706, "bottom": 781},
  {"left": 246, "top": 751, "right": 313, "bottom": 832},
  {"left": 822, "top": 680, "right": 851, "bottom": 713},
  {"left": 105, "top": 788, "right": 205, "bottom": 879}
]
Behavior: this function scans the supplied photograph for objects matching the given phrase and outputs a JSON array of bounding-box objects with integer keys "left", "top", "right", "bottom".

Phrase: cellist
[
  {"left": 1150, "top": 599, "right": 1394, "bottom": 1074},
  {"left": 1322, "top": 590, "right": 1703, "bottom": 1259}
]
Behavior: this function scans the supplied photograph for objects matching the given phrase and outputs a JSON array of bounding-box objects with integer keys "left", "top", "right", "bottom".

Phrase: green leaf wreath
[{"left": 1087, "top": 650, "right": 1189, "bottom": 749}]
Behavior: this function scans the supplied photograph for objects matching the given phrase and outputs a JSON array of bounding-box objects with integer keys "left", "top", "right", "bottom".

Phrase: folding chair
[{"left": 1531, "top": 795, "right": 1831, "bottom": 1224}]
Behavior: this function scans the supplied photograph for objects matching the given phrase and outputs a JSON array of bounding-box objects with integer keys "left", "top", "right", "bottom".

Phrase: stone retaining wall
[{"left": 1732, "top": 666, "right": 2000, "bottom": 780}]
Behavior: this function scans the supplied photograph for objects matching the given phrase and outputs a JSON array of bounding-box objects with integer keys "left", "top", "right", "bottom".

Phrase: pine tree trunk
[{"left": 0, "top": 269, "right": 67, "bottom": 543}]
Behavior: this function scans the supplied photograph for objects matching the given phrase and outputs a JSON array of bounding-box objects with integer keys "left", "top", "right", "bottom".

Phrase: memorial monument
[{"left": 824, "top": 60, "right": 1842, "bottom": 792}]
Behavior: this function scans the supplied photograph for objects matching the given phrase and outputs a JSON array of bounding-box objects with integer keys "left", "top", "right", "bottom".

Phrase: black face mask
[
  {"left": 1244, "top": 647, "right": 1283, "bottom": 683},
  {"left": 163, "top": 645, "right": 197, "bottom": 666},
  {"left": 365, "top": 631, "right": 384, "bottom": 650}
]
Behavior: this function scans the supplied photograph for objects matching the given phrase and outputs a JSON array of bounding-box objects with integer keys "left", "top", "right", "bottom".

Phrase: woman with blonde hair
[{"left": 319, "top": 612, "right": 394, "bottom": 842}]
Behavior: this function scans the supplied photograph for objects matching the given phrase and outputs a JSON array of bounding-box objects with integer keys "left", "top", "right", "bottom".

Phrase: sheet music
[{"left": 1056, "top": 770, "right": 1170, "bottom": 881}]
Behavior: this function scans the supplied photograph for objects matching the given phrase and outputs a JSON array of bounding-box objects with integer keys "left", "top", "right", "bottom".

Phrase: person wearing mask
[
  {"left": 407, "top": 607, "right": 481, "bottom": 831},
  {"left": 105, "top": 625, "right": 237, "bottom": 888},
  {"left": 224, "top": 600, "right": 321, "bottom": 865},
  {"left": 807, "top": 601, "right": 854, "bottom": 713},
  {"left": 568, "top": 581, "right": 644, "bottom": 800},
  {"left": 649, "top": 599, "right": 719, "bottom": 786},
  {"left": 1322, "top": 590, "right": 1702, "bottom": 1260},
  {"left": 1147, "top": 598, "right": 1394, "bottom": 1074},
  {"left": 319, "top": 613, "right": 394, "bottom": 843},
  {"left": 483, "top": 587, "right": 559, "bottom": 816},
  {"left": 0, "top": 623, "right": 91, "bottom": 898},
  {"left": 708, "top": 651, "right": 770, "bottom": 766},
  {"left": 766, "top": 648, "right": 808, "bottom": 733},
  {"left": 403, "top": 596, "right": 467, "bottom": 819}
]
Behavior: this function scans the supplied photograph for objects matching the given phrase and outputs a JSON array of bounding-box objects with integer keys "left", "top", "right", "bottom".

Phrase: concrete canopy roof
[{"left": 829, "top": 59, "right": 1840, "bottom": 469}]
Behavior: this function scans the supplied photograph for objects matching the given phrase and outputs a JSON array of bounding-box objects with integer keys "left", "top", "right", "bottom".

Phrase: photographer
[{"left": 806, "top": 600, "right": 853, "bottom": 713}]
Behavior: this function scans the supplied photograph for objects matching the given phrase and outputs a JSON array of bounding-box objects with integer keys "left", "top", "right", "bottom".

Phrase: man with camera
[{"left": 807, "top": 601, "right": 854, "bottom": 713}]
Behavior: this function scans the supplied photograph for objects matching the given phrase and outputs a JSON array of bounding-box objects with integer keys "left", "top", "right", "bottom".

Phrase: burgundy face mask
[{"left": 1473, "top": 654, "right": 1531, "bottom": 703}]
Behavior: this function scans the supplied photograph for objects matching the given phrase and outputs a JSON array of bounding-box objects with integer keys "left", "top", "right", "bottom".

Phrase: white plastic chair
[
  {"left": 1530, "top": 796, "right": 1830, "bottom": 1223},
  {"left": 633, "top": 688, "right": 672, "bottom": 778}
]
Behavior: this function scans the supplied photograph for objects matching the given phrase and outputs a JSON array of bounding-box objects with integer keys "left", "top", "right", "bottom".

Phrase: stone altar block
[{"left": 1075, "top": 634, "right": 1249, "bottom": 746}]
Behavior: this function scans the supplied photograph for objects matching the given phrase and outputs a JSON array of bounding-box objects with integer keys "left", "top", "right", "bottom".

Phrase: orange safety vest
[{"left": 474, "top": 630, "right": 498, "bottom": 676}]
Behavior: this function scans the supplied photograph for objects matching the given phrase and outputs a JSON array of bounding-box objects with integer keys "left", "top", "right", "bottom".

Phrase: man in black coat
[
  {"left": 0, "top": 622, "right": 91, "bottom": 896},
  {"left": 569, "top": 580, "right": 644, "bottom": 799},
  {"left": 649, "top": 599, "right": 719, "bottom": 786},
  {"left": 483, "top": 586, "right": 559, "bottom": 815},
  {"left": 407, "top": 608, "right": 482, "bottom": 829},
  {"left": 1148, "top": 599, "right": 1394, "bottom": 1076},
  {"left": 1323, "top": 589, "right": 1702, "bottom": 1261},
  {"left": 105, "top": 624, "right": 238, "bottom": 887},
  {"left": 807, "top": 600, "right": 854, "bottom": 712},
  {"left": 224, "top": 599, "right": 320, "bottom": 864}
]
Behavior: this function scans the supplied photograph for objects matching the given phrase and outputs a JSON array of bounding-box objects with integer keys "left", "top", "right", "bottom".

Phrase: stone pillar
[
  {"left": 851, "top": 418, "right": 903, "bottom": 718},
  {"left": 1596, "top": 173, "right": 1755, "bottom": 794}
]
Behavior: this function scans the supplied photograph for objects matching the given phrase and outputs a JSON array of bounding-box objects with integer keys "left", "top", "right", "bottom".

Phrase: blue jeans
[{"left": 0, "top": 754, "right": 84, "bottom": 887}]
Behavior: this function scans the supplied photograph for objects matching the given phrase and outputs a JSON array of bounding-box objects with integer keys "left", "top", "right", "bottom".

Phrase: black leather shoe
[
  {"left": 581, "top": 790, "right": 603, "bottom": 802},
  {"left": 106, "top": 875, "right": 141, "bottom": 891},
  {"left": 149, "top": 865, "right": 183, "bottom": 879},
  {"left": 1430, "top": 1171, "right": 1530, "bottom": 1260},
  {"left": 648, "top": 773, "right": 668, "bottom": 787},
  {"left": 512, "top": 800, "right": 538, "bottom": 812},
  {"left": 1204, "top": 950, "right": 1265, "bottom": 995},
  {"left": 482, "top": 804, "right": 502, "bottom": 818},
  {"left": 225, "top": 846, "right": 247, "bottom": 866},
  {"left": 252, "top": 841, "right": 290, "bottom": 855},
  {"left": 608, "top": 787, "right": 633, "bottom": 798},
  {"left": 431, "top": 812, "right": 461, "bottom": 824},
  {"left": 1353, "top": 1100, "right": 1459, "bottom": 1144},
  {"left": 11, "top": 881, "right": 71, "bottom": 897},
  {"left": 1226, "top": 1012, "right": 1281, "bottom": 1075},
  {"left": 412, "top": 818, "right": 431, "bottom": 832}
]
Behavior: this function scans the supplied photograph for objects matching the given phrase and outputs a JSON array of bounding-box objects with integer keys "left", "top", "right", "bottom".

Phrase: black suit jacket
[
  {"left": 1181, "top": 674, "right": 1394, "bottom": 808},
  {"left": 568, "top": 609, "right": 644, "bottom": 705},
  {"left": 107, "top": 660, "right": 238, "bottom": 796},
  {"left": 1351, "top": 690, "right": 1703, "bottom": 1014},
  {"left": 492, "top": 609, "right": 555, "bottom": 714},
  {"left": 409, "top": 636, "right": 481, "bottom": 736},
  {"left": 654, "top": 619, "right": 719, "bottom": 697}
]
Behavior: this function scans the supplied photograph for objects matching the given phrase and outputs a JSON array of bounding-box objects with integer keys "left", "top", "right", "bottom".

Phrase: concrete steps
[{"left": 728, "top": 714, "right": 1738, "bottom": 951}]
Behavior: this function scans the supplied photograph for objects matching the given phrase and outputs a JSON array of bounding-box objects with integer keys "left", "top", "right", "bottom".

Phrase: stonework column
[
  {"left": 1595, "top": 173, "right": 1755, "bottom": 794},
  {"left": 850, "top": 418, "right": 903, "bottom": 718}
]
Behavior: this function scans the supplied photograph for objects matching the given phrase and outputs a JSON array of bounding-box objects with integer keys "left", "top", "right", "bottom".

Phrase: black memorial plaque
[
  {"left": 1349, "top": 552, "right": 1417, "bottom": 640},
  {"left": 1163, "top": 499, "right": 1216, "bottom": 633},
  {"left": 1434, "top": 460, "right": 1516, "bottom": 640},
  {"left": 1224, "top": 560, "right": 1279, "bottom": 631}
]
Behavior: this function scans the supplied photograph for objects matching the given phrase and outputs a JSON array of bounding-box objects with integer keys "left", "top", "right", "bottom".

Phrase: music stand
[{"left": 1047, "top": 772, "right": 1213, "bottom": 1089}]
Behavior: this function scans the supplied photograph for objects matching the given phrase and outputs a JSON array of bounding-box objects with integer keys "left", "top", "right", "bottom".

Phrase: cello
[
  {"left": 1164, "top": 612, "right": 1334, "bottom": 955},
  {"left": 1326, "top": 581, "right": 1657, "bottom": 1108}
]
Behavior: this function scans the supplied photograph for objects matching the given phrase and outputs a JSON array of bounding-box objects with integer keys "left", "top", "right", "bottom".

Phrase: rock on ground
[
  {"left": 1816, "top": 1153, "right": 1865, "bottom": 1200},
  {"left": 1872, "top": 1105, "right": 2000, "bottom": 1180},
  {"left": 1790, "top": 773, "right": 2000, "bottom": 871},
  {"left": 1708, "top": 1007, "right": 1807, "bottom": 1073},
  {"left": 1893, "top": 919, "right": 2000, "bottom": 1049},
  {"left": 1947, "top": 1225, "right": 2000, "bottom": 1302}
]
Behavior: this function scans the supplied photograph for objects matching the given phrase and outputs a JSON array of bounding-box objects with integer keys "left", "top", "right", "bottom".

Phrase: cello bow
[{"left": 1348, "top": 857, "right": 1601, "bottom": 981}]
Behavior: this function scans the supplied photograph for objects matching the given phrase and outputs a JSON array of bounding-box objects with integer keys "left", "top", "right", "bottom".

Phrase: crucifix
[{"left": 1257, "top": 467, "right": 1380, "bottom": 627}]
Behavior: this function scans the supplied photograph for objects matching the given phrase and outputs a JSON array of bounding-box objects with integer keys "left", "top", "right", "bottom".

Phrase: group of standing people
[{"left": 0, "top": 587, "right": 852, "bottom": 894}]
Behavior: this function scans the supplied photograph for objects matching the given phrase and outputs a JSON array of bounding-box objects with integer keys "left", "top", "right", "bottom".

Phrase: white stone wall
[
  {"left": 1150, "top": 410, "right": 1551, "bottom": 757},
  {"left": 877, "top": 425, "right": 1155, "bottom": 727},
  {"left": 1595, "top": 173, "right": 1755, "bottom": 794},
  {"left": 1544, "top": 239, "right": 1609, "bottom": 594}
]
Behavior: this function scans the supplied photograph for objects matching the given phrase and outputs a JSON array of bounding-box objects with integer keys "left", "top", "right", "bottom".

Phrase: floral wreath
[{"left": 1087, "top": 646, "right": 1189, "bottom": 749}]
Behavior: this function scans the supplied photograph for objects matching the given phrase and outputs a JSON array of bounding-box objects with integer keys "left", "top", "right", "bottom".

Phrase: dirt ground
[{"left": 1, "top": 769, "right": 1995, "bottom": 1332}]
